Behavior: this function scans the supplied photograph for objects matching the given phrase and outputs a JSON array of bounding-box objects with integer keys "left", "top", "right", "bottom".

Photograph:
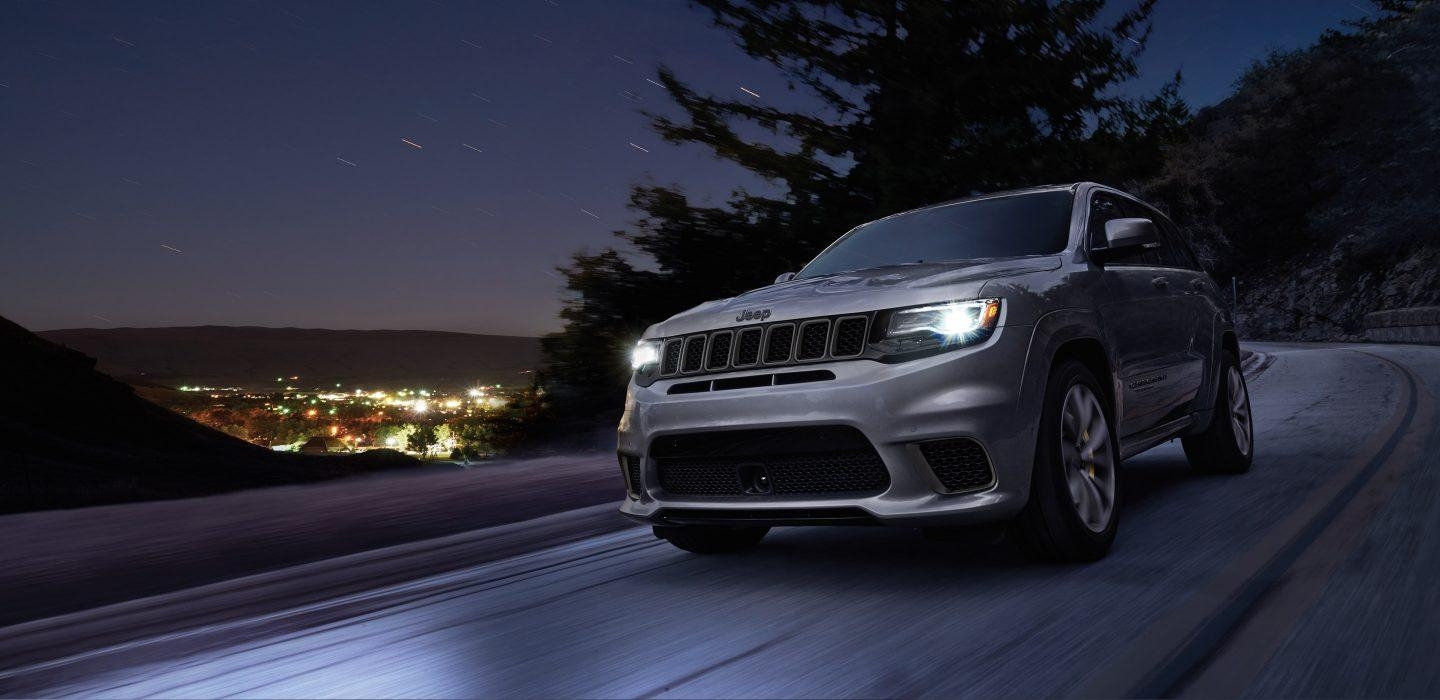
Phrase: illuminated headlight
[
  {"left": 879, "top": 299, "right": 1002, "bottom": 355},
  {"left": 631, "top": 339, "right": 662, "bottom": 371}
]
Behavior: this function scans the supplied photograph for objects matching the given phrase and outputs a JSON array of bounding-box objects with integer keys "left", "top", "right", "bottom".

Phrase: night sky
[{"left": 2, "top": 1, "right": 1370, "bottom": 337}]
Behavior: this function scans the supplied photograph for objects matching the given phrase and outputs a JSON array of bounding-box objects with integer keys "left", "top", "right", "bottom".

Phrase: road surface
[{"left": 1, "top": 343, "right": 1437, "bottom": 698}]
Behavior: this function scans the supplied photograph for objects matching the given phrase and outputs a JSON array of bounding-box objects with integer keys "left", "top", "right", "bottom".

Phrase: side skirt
[{"left": 1120, "top": 414, "right": 1197, "bottom": 460}]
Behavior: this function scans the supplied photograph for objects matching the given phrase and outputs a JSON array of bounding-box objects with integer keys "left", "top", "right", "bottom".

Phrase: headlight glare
[
  {"left": 880, "top": 299, "right": 1001, "bottom": 354},
  {"left": 631, "top": 340, "right": 661, "bottom": 370}
]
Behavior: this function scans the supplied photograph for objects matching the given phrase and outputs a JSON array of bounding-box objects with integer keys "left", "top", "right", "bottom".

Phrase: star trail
[{"left": 0, "top": 1, "right": 1371, "bottom": 336}]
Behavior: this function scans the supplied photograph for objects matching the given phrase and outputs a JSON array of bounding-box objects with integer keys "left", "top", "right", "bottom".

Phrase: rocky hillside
[{"left": 1142, "top": 2, "right": 1440, "bottom": 340}]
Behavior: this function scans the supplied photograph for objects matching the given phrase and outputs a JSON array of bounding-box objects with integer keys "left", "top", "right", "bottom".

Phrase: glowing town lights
[{"left": 161, "top": 379, "right": 526, "bottom": 456}]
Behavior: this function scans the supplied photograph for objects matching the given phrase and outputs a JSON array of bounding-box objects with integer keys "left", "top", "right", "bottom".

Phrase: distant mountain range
[{"left": 38, "top": 326, "right": 543, "bottom": 390}]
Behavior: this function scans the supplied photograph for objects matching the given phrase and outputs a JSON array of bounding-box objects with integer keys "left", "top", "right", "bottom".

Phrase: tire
[
  {"left": 1182, "top": 350, "right": 1254, "bottom": 474},
  {"left": 1012, "top": 359, "right": 1120, "bottom": 562},
  {"left": 655, "top": 525, "right": 769, "bottom": 554}
]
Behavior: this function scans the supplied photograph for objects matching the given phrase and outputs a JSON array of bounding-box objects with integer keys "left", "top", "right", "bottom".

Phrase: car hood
[{"left": 649, "top": 255, "right": 1062, "bottom": 338}]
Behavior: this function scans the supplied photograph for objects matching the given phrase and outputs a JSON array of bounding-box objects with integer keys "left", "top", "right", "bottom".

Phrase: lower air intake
[
  {"left": 653, "top": 426, "right": 890, "bottom": 497},
  {"left": 620, "top": 454, "right": 643, "bottom": 498},
  {"left": 919, "top": 438, "right": 995, "bottom": 493}
]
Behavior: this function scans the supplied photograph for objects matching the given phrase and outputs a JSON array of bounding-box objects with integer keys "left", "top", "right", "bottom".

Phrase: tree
[
  {"left": 374, "top": 422, "right": 416, "bottom": 451},
  {"left": 1139, "top": 0, "right": 1434, "bottom": 338},
  {"left": 544, "top": 0, "right": 1190, "bottom": 405},
  {"left": 433, "top": 424, "right": 453, "bottom": 452},
  {"left": 407, "top": 424, "right": 437, "bottom": 456}
]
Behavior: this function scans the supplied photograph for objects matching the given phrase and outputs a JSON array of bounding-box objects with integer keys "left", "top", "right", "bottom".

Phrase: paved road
[{"left": 2, "top": 343, "right": 1437, "bottom": 698}]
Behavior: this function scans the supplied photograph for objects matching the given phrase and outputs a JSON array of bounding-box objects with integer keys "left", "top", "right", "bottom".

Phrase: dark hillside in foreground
[
  {"left": 0, "top": 317, "right": 416, "bottom": 513},
  {"left": 38, "top": 326, "right": 542, "bottom": 390}
]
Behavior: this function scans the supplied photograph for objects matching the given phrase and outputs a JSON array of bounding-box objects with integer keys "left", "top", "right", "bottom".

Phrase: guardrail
[{"left": 1364, "top": 307, "right": 1440, "bottom": 344}]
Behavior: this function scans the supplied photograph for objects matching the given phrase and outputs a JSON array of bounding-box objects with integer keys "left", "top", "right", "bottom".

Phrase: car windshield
[{"left": 795, "top": 190, "right": 1074, "bottom": 279}]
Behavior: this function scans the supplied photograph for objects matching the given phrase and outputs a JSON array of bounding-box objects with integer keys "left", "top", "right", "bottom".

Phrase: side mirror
[
  {"left": 1093, "top": 218, "right": 1159, "bottom": 261},
  {"left": 774, "top": 272, "right": 796, "bottom": 284}
]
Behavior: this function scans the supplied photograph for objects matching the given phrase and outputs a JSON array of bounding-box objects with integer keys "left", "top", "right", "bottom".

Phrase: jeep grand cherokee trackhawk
[{"left": 617, "top": 182, "right": 1253, "bottom": 562}]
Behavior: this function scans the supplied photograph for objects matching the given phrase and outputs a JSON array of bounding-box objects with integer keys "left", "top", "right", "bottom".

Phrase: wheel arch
[
  {"left": 1194, "top": 320, "right": 1241, "bottom": 414},
  {"left": 1222, "top": 329, "right": 1240, "bottom": 360},
  {"left": 1053, "top": 337, "right": 1115, "bottom": 416},
  {"left": 1020, "top": 309, "right": 1117, "bottom": 419}
]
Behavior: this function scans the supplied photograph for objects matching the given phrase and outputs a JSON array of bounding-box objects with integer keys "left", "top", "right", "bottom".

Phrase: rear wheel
[
  {"left": 1012, "top": 359, "right": 1120, "bottom": 562},
  {"left": 655, "top": 525, "right": 769, "bottom": 554},
  {"left": 1182, "top": 350, "right": 1253, "bottom": 474}
]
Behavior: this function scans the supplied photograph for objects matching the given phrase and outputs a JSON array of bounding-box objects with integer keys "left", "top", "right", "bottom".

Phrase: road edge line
[
  {"left": 1072, "top": 349, "right": 1420, "bottom": 698},
  {"left": 1176, "top": 350, "right": 1435, "bottom": 694}
]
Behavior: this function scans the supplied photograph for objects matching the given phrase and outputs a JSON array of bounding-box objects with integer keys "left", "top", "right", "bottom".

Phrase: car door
[
  {"left": 1087, "top": 192, "right": 1189, "bottom": 437},
  {"left": 1145, "top": 209, "right": 1216, "bottom": 416}
]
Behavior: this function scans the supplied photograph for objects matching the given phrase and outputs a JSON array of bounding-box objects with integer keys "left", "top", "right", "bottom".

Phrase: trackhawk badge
[
  {"left": 1128, "top": 373, "right": 1168, "bottom": 392},
  {"left": 735, "top": 308, "right": 772, "bottom": 323}
]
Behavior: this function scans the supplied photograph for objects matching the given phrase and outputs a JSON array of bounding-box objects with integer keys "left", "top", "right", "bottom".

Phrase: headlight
[
  {"left": 878, "top": 298, "right": 1001, "bottom": 355},
  {"left": 631, "top": 339, "right": 661, "bottom": 371}
]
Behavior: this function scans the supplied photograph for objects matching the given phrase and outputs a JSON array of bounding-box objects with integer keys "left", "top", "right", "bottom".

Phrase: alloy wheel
[
  {"left": 1228, "top": 366, "right": 1253, "bottom": 457},
  {"left": 1059, "top": 384, "right": 1116, "bottom": 533}
]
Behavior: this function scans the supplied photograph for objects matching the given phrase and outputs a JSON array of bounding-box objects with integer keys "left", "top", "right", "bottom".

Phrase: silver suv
[{"left": 618, "top": 182, "right": 1253, "bottom": 561}]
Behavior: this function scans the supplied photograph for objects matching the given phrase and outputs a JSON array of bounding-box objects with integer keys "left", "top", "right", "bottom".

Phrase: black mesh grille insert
[
  {"left": 706, "top": 332, "right": 733, "bottom": 370},
  {"left": 681, "top": 336, "right": 705, "bottom": 373},
  {"left": 734, "top": 328, "right": 762, "bottom": 366},
  {"left": 832, "top": 317, "right": 868, "bottom": 357},
  {"left": 919, "top": 438, "right": 994, "bottom": 492},
  {"left": 661, "top": 340, "right": 683, "bottom": 375},
  {"left": 652, "top": 426, "right": 890, "bottom": 498},
  {"left": 658, "top": 451, "right": 889, "bottom": 496},
  {"left": 797, "top": 320, "right": 830, "bottom": 360},
  {"left": 620, "top": 454, "right": 642, "bottom": 498},
  {"left": 764, "top": 325, "right": 794, "bottom": 364}
]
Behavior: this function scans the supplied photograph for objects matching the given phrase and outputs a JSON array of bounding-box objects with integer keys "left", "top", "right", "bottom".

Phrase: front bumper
[{"left": 617, "top": 324, "right": 1041, "bottom": 527}]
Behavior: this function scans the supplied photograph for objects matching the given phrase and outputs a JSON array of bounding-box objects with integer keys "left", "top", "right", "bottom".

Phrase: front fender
[{"left": 1009, "top": 308, "right": 1109, "bottom": 497}]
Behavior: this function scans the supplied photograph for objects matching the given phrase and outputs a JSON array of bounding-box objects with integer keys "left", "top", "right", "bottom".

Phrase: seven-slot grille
[{"left": 658, "top": 314, "right": 870, "bottom": 378}]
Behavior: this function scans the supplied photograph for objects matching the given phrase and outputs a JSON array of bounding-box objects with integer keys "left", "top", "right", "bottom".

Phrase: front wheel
[
  {"left": 1012, "top": 359, "right": 1120, "bottom": 562},
  {"left": 1182, "top": 350, "right": 1254, "bottom": 474},
  {"left": 655, "top": 525, "right": 769, "bottom": 554}
]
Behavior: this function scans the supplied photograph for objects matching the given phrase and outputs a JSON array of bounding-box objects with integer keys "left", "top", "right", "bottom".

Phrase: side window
[
  {"left": 1088, "top": 193, "right": 1159, "bottom": 266},
  {"left": 1086, "top": 194, "right": 1124, "bottom": 251},
  {"left": 1157, "top": 216, "right": 1201, "bottom": 271},
  {"left": 1123, "top": 201, "right": 1181, "bottom": 268}
]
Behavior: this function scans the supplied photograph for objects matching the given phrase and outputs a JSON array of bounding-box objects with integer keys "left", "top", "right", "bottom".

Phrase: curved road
[{"left": 2, "top": 343, "right": 1438, "bottom": 697}]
